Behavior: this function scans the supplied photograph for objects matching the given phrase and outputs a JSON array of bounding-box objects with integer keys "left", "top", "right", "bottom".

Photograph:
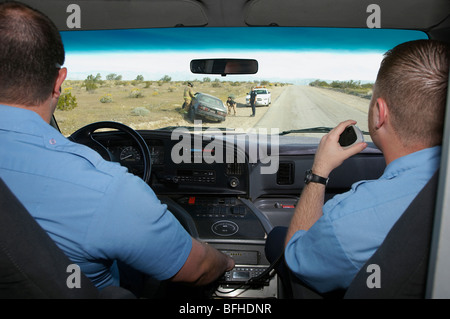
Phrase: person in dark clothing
[
  {"left": 226, "top": 96, "right": 237, "bottom": 116},
  {"left": 249, "top": 87, "right": 257, "bottom": 117}
]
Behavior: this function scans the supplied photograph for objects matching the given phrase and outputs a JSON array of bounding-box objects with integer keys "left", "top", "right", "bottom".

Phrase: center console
[
  {"left": 175, "top": 196, "right": 278, "bottom": 298},
  {"left": 177, "top": 196, "right": 266, "bottom": 241}
]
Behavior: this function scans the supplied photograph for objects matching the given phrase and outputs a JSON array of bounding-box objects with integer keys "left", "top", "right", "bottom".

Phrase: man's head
[
  {"left": 369, "top": 40, "right": 450, "bottom": 149},
  {"left": 0, "top": 1, "right": 65, "bottom": 110}
]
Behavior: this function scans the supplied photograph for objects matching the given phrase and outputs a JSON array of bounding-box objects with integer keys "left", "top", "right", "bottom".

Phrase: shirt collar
[
  {"left": 0, "top": 104, "right": 58, "bottom": 136},
  {"left": 382, "top": 146, "right": 441, "bottom": 180},
  {"left": 0, "top": 104, "right": 69, "bottom": 150}
]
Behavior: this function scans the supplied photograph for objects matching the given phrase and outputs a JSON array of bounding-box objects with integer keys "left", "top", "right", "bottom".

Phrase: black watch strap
[{"left": 304, "top": 169, "right": 329, "bottom": 186}]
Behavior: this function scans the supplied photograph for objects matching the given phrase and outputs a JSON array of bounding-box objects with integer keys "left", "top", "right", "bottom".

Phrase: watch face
[
  {"left": 304, "top": 169, "right": 328, "bottom": 185},
  {"left": 304, "top": 170, "right": 312, "bottom": 183}
]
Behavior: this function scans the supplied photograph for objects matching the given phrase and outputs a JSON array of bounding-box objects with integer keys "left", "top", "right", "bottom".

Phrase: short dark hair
[
  {"left": 0, "top": 1, "right": 65, "bottom": 106},
  {"left": 374, "top": 39, "right": 450, "bottom": 147}
]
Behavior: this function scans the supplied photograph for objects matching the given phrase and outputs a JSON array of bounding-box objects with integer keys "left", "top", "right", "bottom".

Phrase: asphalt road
[{"left": 254, "top": 85, "right": 371, "bottom": 134}]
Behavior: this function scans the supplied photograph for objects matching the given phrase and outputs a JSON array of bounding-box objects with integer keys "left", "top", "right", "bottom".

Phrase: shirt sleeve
[
  {"left": 85, "top": 169, "right": 192, "bottom": 281},
  {"left": 284, "top": 213, "right": 359, "bottom": 293}
]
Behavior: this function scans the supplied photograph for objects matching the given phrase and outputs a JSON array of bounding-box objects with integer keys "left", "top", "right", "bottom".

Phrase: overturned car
[{"left": 189, "top": 93, "right": 227, "bottom": 122}]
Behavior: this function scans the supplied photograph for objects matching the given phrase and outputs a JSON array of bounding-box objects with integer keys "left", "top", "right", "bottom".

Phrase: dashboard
[
  {"left": 103, "top": 131, "right": 250, "bottom": 196},
  {"left": 94, "top": 129, "right": 385, "bottom": 297}
]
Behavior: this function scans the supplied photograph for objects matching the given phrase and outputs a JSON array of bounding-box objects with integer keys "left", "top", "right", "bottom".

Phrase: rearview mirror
[{"left": 190, "top": 59, "right": 258, "bottom": 76}]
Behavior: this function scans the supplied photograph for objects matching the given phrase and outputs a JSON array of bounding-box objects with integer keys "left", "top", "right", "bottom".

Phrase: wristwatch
[{"left": 304, "top": 169, "right": 329, "bottom": 186}]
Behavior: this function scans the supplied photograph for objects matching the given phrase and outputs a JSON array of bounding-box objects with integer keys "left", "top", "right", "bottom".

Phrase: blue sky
[{"left": 60, "top": 27, "right": 428, "bottom": 83}]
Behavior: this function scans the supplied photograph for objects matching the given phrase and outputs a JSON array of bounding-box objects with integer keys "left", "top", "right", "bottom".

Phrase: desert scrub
[
  {"left": 144, "top": 81, "right": 152, "bottom": 88},
  {"left": 100, "top": 94, "right": 114, "bottom": 103},
  {"left": 82, "top": 73, "right": 102, "bottom": 92},
  {"left": 57, "top": 88, "right": 78, "bottom": 111},
  {"left": 129, "top": 88, "right": 144, "bottom": 98},
  {"left": 131, "top": 107, "right": 150, "bottom": 116},
  {"left": 211, "top": 79, "right": 221, "bottom": 87}
]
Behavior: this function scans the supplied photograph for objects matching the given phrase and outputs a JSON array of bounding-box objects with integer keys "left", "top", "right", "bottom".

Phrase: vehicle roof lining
[
  {"left": 21, "top": 0, "right": 209, "bottom": 30},
  {"left": 20, "top": 0, "right": 450, "bottom": 41},
  {"left": 246, "top": 0, "right": 450, "bottom": 31}
]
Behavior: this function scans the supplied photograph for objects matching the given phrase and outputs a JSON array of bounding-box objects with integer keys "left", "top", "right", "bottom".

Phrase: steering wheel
[{"left": 69, "top": 121, "right": 152, "bottom": 184}]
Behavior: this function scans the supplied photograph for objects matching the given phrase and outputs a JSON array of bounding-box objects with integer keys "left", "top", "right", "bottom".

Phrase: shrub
[
  {"left": 100, "top": 94, "right": 113, "bottom": 103},
  {"left": 106, "top": 73, "right": 122, "bottom": 81},
  {"left": 129, "top": 88, "right": 144, "bottom": 98},
  {"left": 309, "top": 80, "right": 329, "bottom": 87},
  {"left": 160, "top": 75, "right": 172, "bottom": 82},
  {"left": 83, "top": 80, "right": 97, "bottom": 91},
  {"left": 82, "top": 73, "right": 103, "bottom": 91},
  {"left": 211, "top": 79, "right": 221, "bottom": 88},
  {"left": 57, "top": 88, "right": 78, "bottom": 111},
  {"left": 131, "top": 107, "right": 150, "bottom": 116}
]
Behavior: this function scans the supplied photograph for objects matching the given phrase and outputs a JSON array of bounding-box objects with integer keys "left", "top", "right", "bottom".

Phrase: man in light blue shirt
[
  {"left": 0, "top": 2, "right": 234, "bottom": 292},
  {"left": 284, "top": 40, "right": 449, "bottom": 293},
  {"left": 285, "top": 145, "right": 440, "bottom": 292},
  {"left": 0, "top": 104, "right": 194, "bottom": 289}
]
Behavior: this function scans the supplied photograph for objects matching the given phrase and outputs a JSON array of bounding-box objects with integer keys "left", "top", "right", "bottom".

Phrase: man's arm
[
  {"left": 285, "top": 181, "right": 326, "bottom": 246},
  {"left": 285, "top": 120, "right": 367, "bottom": 247},
  {"left": 171, "top": 238, "right": 235, "bottom": 286}
]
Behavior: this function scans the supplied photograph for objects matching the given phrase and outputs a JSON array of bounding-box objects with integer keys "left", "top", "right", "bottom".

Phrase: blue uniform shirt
[
  {"left": 285, "top": 145, "right": 441, "bottom": 293},
  {"left": 0, "top": 104, "right": 192, "bottom": 289}
]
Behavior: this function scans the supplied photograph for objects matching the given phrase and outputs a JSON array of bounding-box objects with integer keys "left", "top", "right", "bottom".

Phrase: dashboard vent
[
  {"left": 226, "top": 163, "right": 245, "bottom": 175},
  {"left": 277, "top": 162, "right": 294, "bottom": 185},
  {"left": 225, "top": 147, "right": 246, "bottom": 176}
]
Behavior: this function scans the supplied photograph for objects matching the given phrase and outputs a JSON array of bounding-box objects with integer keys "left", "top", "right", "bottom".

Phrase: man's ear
[
  {"left": 53, "top": 67, "right": 67, "bottom": 98},
  {"left": 375, "top": 97, "right": 388, "bottom": 129}
]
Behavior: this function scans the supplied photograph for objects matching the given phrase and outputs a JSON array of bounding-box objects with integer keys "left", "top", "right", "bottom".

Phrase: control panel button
[{"left": 211, "top": 220, "right": 239, "bottom": 236}]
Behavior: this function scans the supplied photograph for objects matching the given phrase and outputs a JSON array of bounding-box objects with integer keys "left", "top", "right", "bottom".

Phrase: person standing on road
[
  {"left": 249, "top": 87, "right": 257, "bottom": 117},
  {"left": 182, "top": 82, "right": 195, "bottom": 113}
]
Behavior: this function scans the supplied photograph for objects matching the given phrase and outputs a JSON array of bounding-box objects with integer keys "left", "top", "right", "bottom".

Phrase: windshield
[
  {"left": 254, "top": 90, "right": 268, "bottom": 94},
  {"left": 56, "top": 27, "right": 427, "bottom": 142},
  {"left": 198, "top": 95, "right": 223, "bottom": 108}
]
